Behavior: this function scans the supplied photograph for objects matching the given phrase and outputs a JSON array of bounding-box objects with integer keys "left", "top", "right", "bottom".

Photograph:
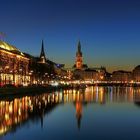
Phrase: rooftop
[{"left": 0, "top": 40, "right": 24, "bottom": 56}]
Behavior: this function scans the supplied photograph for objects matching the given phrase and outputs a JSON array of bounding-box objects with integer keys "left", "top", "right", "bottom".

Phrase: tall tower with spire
[
  {"left": 40, "top": 40, "right": 47, "bottom": 63},
  {"left": 76, "top": 41, "right": 83, "bottom": 69}
]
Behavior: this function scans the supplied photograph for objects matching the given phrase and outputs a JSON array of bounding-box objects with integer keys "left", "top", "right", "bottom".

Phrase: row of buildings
[
  {"left": 72, "top": 41, "right": 140, "bottom": 83},
  {"left": 0, "top": 40, "right": 66, "bottom": 86},
  {"left": 0, "top": 39, "right": 140, "bottom": 86},
  {"left": 111, "top": 67, "right": 140, "bottom": 82}
]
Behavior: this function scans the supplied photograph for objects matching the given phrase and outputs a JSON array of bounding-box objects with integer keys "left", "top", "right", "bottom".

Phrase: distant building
[
  {"left": 105, "top": 72, "right": 112, "bottom": 81},
  {"left": 72, "top": 41, "right": 106, "bottom": 81},
  {"left": 111, "top": 70, "right": 132, "bottom": 82},
  {"left": 76, "top": 41, "right": 83, "bottom": 69},
  {"left": 133, "top": 65, "right": 140, "bottom": 82},
  {"left": 24, "top": 40, "right": 67, "bottom": 84},
  {"left": 89, "top": 67, "right": 107, "bottom": 81},
  {"left": 0, "top": 40, "right": 29, "bottom": 86},
  {"left": 73, "top": 41, "right": 88, "bottom": 70},
  {"left": 24, "top": 40, "right": 50, "bottom": 84},
  {"left": 73, "top": 68, "right": 106, "bottom": 81},
  {"left": 73, "top": 69, "right": 97, "bottom": 81},
  {"left": 38, "top": 40, "right": 47, "bottom": 63}
]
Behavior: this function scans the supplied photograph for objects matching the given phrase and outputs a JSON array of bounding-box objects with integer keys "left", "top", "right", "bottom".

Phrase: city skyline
[{"left": 1, "top": 0, "right": 140, "bottom": 72}]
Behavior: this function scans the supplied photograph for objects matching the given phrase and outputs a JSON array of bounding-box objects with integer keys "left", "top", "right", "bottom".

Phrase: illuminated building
[
  {"left": 72, "top": 41, "right": 106, "bottom": 81},
  {"left": 0, "top": 41, "right": 29, "bottom": 86},
  {"left": 25, "top": 40, "right": 67, "bottom": 84},
  {"left": 73, "top": 41, "right": 88, "bottom": 70},
  {"left": 111, "top": 70, "right": 132, "bottom": 82},
  {"left": 73, "top": 67, "right": 106, "bottom": 81},
  {"left": 76, "top": 41, "right": 83, "bottom": 69},
  {"left": 133, "top": 65, "right": 140, "bottom": 82}
]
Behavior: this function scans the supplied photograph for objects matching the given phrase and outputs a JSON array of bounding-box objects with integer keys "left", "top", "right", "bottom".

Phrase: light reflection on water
[{"left": 1, "top": 86, "right": 140, "bottom": 140}]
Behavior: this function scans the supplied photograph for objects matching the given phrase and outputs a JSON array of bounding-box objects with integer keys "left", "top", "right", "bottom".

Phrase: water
[{"left": 1, "top": 86, "right": 140, "bottom": 140}]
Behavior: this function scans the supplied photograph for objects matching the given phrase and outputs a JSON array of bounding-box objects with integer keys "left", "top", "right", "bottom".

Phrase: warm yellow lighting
[
  {"left": 0, "top": 127, "right": 7, "bottom": 135},
  {"left": 5, "top": 66, "right": 9, "bottom": 69},
  {"left": 100, "top": 75, "right": 104, "bottom": 80},
  {"left": 9, "top": 104, "right": 13, "bottom": 113},
  {"left": 5, "top": 113, "right": 9, "bottom": 120},
  {"left": 15, "top": 118, "right": 18, "bottom": 124},
  {"left": 18, "top": 108, "right": 21, "bottom": 116},
  {"left": 0, "top": 40, "right": 24, "bottom": 55}
]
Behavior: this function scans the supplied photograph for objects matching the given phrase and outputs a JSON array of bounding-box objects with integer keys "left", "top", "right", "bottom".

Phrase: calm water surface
[{"left": 1, "top": 86, "right": 140, "bottom": 140}]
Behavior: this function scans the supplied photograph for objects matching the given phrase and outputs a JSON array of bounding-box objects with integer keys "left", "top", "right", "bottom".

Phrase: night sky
[{"left": 1, "top": 0, "right": 140, "bottom": 72}]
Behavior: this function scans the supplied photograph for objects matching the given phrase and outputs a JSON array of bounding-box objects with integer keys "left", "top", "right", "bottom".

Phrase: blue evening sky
[{"left": 0, "top": 0, "right": 140, "bottom": 72}]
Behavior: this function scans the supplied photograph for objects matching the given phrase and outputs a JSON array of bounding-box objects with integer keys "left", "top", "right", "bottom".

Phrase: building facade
[
  {"left": 0, "top": 41, "right": 29, "bottom": 86},
  {"left": 72, "top": 41, "right": 106, "bottom": 82},
  {"left": 111, "top": 70, "right": 132, "bottom": 82},
  {"left": 73, "top": 41, "right": 88, "bottom": 70},
  {"left": 73, "top": 68, "right": 106, "bottom": 82},
  {"left": 133, "top": 65, "right": 140, "bottom": 82},
  {"left": 26, "top": 40, "right": 67, "bottom": 85}
]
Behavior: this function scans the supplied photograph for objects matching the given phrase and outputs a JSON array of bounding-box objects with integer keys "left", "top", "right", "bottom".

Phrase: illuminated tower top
[{"left": 76, "top": 41, "right": 83, "bottom": 69}]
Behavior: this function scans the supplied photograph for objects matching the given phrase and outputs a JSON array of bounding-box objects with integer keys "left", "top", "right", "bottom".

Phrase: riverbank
[
  {"left": 0, "top": 85, "right": 73, "bottom": 98},
  {"left": 0, "top": 82, "right": 140, "bottom": 98},
  {"left": 88, "top": 82, "right": 140, "bottom": 87}
]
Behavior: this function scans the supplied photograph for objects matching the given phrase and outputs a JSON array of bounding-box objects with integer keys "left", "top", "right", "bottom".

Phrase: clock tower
[{"left": 76, "top": 41, "right": 83, "bottom": 69}]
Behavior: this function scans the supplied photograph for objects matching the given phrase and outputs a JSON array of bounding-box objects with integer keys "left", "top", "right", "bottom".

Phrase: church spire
[
  {"left": 78, "top": 41, "right": 81, "bottom": 53},
  {"left": 76, "top": 40, "right": 83, "bottom": 69},
  {"left": 40, "top": 40, "right": 45, "bottom": 58},
  {"left": 76, "top": 41, "right": 82, "bottom": 56},
  {"left": 40, "top": 40, "right": 46, "bottom": 63}
]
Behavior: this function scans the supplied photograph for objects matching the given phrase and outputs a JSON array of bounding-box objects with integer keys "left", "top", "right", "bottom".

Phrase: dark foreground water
[{"left": 1, "top": 86, "right": 140, "bottom": 140}]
